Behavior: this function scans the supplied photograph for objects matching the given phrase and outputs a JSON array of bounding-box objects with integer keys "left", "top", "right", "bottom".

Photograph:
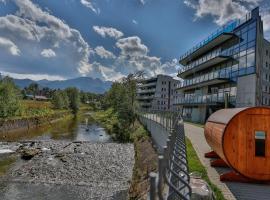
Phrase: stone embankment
[{"left": 0, "top": 141, "right": 135, "bottom": 200}]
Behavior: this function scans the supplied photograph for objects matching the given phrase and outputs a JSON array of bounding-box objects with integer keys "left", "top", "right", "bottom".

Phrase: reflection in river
[{"left": 0, "top": 112, "right": 111, "bottom": 142}]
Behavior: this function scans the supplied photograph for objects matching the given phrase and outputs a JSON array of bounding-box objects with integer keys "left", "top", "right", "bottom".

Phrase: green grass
[
  {"left": 0, "top": 156, "right": 16, "bottom": 176},
  {"left": 186, "top": 137, "right": 226, "bottom": 200},
  {"left": 92, "top": 108, "right": 149, "bottom": 142},
  {"left": 92, "top": 108, "right": 118, "bottom": 134}
]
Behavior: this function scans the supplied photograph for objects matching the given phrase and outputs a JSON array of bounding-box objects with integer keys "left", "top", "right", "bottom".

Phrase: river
[{"left": 0, "top": 112, "right": 111, "bottom": 142}]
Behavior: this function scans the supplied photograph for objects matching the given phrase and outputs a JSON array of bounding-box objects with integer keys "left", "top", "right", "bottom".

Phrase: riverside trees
[
  {"left": 0, "top": 77, "right": 22, "bottom": 118},
  {"left": 102, "top": 72, "right": 144, "bottom": 142}
]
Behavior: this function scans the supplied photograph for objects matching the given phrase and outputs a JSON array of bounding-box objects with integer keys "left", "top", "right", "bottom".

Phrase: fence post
[
  {"left": 158, "top": 155, "right": 165, "bottom": 200},
  {"left": 149, "top": 172, "right": 157, "bottom": 200}
]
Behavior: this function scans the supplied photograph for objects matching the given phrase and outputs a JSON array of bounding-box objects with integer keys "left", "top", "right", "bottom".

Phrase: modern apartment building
[
  {"left": 175, "top": 7, "right": 270, "bottom": 123},
  {"left": 137, "top": 74, "right": 180, "bottom": 111}
]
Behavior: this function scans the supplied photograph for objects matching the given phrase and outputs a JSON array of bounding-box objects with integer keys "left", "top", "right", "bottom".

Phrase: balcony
[
  {"left": 179, "top": 20, "right": 240, "bottom": 66},
  {"left": 178, "top": 49, "right": 234, "bottom": 78},
  {"left": 138, "top": 82, "right": 157, "bottom": 88},
  {"left": 177, "top": 70, "right": 231, "bottom": 91},
  {"left": 136, "top": 95, "right": 155, "bottom": 100},
  {"left": 139, "top": 102, "right": 152, "bottom": 107},
  {"left": 137, "top": 88, "right": 156, "bottom": 94},
  {"left": 174, "top": 93, "right": 235, "bottom": 106}
]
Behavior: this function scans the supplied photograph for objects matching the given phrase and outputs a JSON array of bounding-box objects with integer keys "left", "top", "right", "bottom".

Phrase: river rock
[
  {"left": 20, "top": 148, "right": 41, "bottom": 160},
  {"left": 0, "top": 141, "right": 135, "bottom": 200}
]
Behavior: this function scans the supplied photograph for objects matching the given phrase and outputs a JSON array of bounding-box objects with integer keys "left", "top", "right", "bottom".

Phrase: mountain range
[{"left": 13, "top": 77, "right": 112, "bottom": 94}]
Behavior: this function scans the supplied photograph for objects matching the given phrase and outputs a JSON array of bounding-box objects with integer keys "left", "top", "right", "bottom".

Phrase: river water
[{"left": 0, "top": 112, "right": 111, "bottom": 142}]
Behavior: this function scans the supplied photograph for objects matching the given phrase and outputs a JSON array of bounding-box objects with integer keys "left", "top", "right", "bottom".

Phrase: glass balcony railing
[
  {"left": 178, "top": 49, "right": 230, "bottom": 75},
  {"left": 174, "top": 93, "right": 236, "bottom": 105},
  {"left": 177, "top": 69, "right": 229, "bottom": 89},
  {"left": 177, "top": 66, "right": 255, "bottom": 90}
]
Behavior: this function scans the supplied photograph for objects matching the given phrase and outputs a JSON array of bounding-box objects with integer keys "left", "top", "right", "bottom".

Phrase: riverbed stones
[{"left": 0, "top": 141, "right": 135, "bottom": 200}]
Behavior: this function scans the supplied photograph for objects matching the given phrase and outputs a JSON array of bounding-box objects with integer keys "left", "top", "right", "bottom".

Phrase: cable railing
[{"left": 138, "top": 110, "right": 191, "bottom": 200}]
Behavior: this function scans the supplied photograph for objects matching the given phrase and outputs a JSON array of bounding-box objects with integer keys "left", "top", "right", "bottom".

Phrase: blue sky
[{"left": 0, "top": 0, "right": 269, "bottom": 81}]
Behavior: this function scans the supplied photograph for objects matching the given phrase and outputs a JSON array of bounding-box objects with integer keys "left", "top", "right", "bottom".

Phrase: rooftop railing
[{"left": 179, "top": 12, "right": 252, "bottom": 62}]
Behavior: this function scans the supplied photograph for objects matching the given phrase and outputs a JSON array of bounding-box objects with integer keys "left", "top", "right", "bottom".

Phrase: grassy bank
[
  {"left": 186, "top": 137, "right": 225, "bottom": 200},
  {"left": 92, "top": 108, "right": 149, "bottom": 142},
  {"left": 5, "top": 100, "right": 91, "bottom": 120}
]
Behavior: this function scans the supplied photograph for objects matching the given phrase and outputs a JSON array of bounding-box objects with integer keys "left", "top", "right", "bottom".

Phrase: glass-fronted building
[{"left": 175, "top": 7, "right": 270, "bottom": 123}]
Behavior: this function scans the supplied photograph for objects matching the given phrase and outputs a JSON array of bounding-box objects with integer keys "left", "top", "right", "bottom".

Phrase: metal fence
[{"left": 138, "top": 111, "right": 192, "bottom": 200}]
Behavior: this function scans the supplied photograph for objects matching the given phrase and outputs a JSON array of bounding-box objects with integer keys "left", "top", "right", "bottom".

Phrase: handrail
[{"left": 137, "top": 110, "right": 191, "bottom": 200}]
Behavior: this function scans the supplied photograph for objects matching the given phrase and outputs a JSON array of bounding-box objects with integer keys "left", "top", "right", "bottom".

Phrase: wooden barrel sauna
[{"left": 204, "top": 107, "right": 270, "bottom": 181}]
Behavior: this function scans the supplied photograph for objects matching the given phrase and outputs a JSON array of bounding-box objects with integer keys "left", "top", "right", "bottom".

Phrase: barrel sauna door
[{"left": 246, "top": 114, "right": 270, "bottom": 176}]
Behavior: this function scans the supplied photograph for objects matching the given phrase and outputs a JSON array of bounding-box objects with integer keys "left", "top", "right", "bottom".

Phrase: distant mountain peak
[{"left": 13, "top": 77, "right": 112, "bottom": 94}]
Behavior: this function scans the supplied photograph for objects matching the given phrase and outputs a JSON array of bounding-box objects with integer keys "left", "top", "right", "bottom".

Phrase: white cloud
[
  {"left": 93, "top": 26, "right": 124, "bottom": 39},
  {"left": 116, "top": 36, "right": 148, "bottom": 57},
  {"left": 132, "top": 19, "right": 138, "bottom": 25},
  {"left": 0, "top": 0, "right": 92, "bottom": 77},
  {"left": 41, "top": 48, "right": 56, "bottom": 58},
  {"left": 184, "top": 0, "right": 261, "bottom": 26},
  {"left": 1, "top": 71, "right": 65, "bottom": 81},
  {"left": 80, "top": 0, "right": 100, "bottom": 14},
  {"left": 114, "top": 36, "right": 178, "bottom": 78},
  {"left": 99, "top": 65, "right": 125, "bottom": 81},
  {"left": 0, "top": 36, "right": 20, "bottom": 56},
  {"left": 95, "top": 46, "right": 116, "bottom": 59},
  {"left": 139, "top": 0, "right": 145, "bottom": 5},
  {"left": 86, "top": 62, "right": 124, "bottom": 81}
]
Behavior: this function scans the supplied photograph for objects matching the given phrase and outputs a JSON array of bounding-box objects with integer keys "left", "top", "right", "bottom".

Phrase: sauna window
[{"left": 255, "top": 131, "right": 266, "bottom": 157}]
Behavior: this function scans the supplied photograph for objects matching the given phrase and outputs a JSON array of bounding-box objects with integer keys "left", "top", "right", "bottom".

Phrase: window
[
  {"left": 255, "top": 131, "right": 266, "bottom": 157},
  {"left": 267, "top": 50, "right": 269, "bottom": 56},
  {"left": 246, "top": 53, "right": 255, "bottom": 67},
  {"left": 248, "top": 28, "right": 256, "bottom": 42}
]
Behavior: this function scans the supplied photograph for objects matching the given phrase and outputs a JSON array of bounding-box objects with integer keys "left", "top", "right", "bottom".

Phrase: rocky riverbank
[{"left": 0, "top": 141, "right": 135, "bottom": 200}]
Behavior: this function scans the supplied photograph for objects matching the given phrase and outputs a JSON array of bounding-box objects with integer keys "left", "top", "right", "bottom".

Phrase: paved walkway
[{"left": 184, "top": 123, "right": 270, "bottom": 200}]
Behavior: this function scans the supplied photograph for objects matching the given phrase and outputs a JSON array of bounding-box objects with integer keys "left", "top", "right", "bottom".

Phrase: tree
[
  {"left": 65, "top": 87, "right": 80, "bottom": 113},
  {"left": 0, "top": 77, "right": 22, "bottom": 118},
  {"left": 51, "top": 90, "right": 69, "bottom": 109},
  {"left": 28, "top": 83, "right": 39, "bottom": 99}
]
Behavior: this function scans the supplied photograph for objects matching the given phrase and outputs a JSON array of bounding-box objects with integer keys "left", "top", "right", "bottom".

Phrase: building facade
[
  {"left": 137, "top": 74, "right": 180, "bottom": 111},
  {"left": 175, "top": 7, "right": 270, "bottom": 123}
]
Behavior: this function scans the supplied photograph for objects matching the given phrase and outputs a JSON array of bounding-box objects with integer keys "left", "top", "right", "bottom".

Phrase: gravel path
[{"left": 0, "top": 141, "right": 135, "bottom": 200}]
